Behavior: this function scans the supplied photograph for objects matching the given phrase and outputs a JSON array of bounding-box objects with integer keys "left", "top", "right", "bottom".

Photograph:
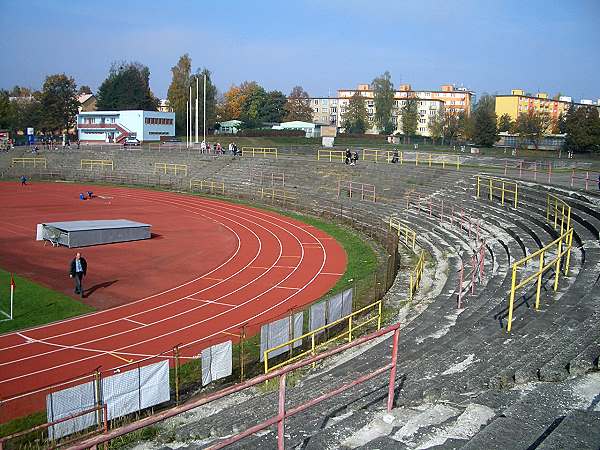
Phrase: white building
[
  {"left": 216, "top": 120, "right": 243, "bottom": 134},
  {"left": 272, "top": 121, "right": 317, "bottom": 138},
  {"left": 77, "top": 110, "right": 175, "bottom": 143}
]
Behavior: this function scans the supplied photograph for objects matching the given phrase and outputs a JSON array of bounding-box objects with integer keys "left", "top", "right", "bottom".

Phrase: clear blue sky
[{"left": 1, "top": 0, "right": 598, "bottom": 101}]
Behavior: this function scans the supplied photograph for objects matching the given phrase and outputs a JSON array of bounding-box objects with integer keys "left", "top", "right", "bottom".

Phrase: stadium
[{"left": 0, "top": 143, "right": 598, "bottom": 449}]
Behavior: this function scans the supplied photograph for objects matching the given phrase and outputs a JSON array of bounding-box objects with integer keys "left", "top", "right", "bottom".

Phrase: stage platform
[{"left": 37, "top": 219, "right": 151, "bottom": 248}]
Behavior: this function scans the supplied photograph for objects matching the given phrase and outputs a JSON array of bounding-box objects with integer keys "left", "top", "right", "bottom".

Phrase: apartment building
[
  {"left": 495, "top": 89, "right": 600, "bottom": 123},
  {"left": 310, "top": 83, "right": 473, "bottom": 136}
]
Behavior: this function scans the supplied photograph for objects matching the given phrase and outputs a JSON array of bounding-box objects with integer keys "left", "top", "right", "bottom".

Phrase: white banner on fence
[
  {"left": 342, "top": 288, "right": 353, "bottom": 317},
  {"left": 201, "top": 341, "right": 233, "bottom": 386},
  {"left": 327, "top": 292, "right": 344, "bottom": 324},
  {"left": 309, "top": 301, "right": 326, "bottom": 333},
  {"left": 293, "top": 312, "right": 303, "bottom": 348},
  {"left": 260, "top": 316, "right": 289, "bottom": 362},
  {"left": 46, "top": 380, "right": 98, "bottom": 440},
  {"left": 102, "top": 360, "right": 170, "bottom": 420}
]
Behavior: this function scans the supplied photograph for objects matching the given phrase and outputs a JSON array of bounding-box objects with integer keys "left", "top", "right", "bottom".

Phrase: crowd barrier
[
  {"left": 409, "top": 251, "right": 426, "bottom": 302},
  {"left": 80, "top": 159, "right": 113, "bottom": 171},
  {"left": 241, "top": 147, "right": 278, "bottom": 158},
  {"left": 337, "top": 180, "right": 376, "bottom": 202},
  {"left": 317, "top": 149, "right": 345, "bottom": 162},
  {"left": 259, "top": 187, "right": 297, "bottom": 205},
  {"left": 388, "top": 217, "right": 417, "bottom": 251},
  {"left": 154, "top": 162, "right": 188, "bottom": 176},
  {"left": 190, "top": 179, "right": 225, "bottom": 195},
  {"left": 476, "top": 175, "right": 519, "bottom": 208},
  {"left": 12, "top": 157, "right": 47, "bottom": 169}
]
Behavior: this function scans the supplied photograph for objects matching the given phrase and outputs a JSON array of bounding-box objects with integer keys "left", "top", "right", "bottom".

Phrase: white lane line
[
  {"left": 124, "top": 318, "right": 146, "bottom": 326},
  {"left": 186, "top": 297, "right": 236, "bottom": 308},
  {"left": 274, "top": 286, "right": 301, "bottom": 291}
]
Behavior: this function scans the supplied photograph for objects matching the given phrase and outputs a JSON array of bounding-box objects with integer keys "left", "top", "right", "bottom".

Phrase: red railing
[{"left": 65, "top": 323, "right": 401, "bottom": 450}]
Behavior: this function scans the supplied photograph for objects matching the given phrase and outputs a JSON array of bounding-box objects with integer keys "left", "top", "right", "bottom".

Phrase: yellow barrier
[
  {"left": 409, "top": 251, "right": 426, "bottom": 302},
  {"left": 80, "top": 159, "right": 113, "bottom": 171},
  {"left": 317, "top": 149, "right": 345, "bottom": 161},
  {"left": 506, "top": 193, "right": 573, "bottom": 332},
  {"left": 12, "top": 157, "right": 47, "bottom": 169},
  {"left": 241, "top": 147, "right": 278, "bottom": 158},
  {"left": 263, "top": 300, "right": 383, "bottom": 373},
  {"left": 190, "top": 179, "right": 225, "bottom": 195},
  {"left": 260, "top": 187, "right": 296, "bottom": 204},
  {"left": 388, "top": 216, "right": 417, "bottom": 251},
  {"left": 476, "top": 175, "right": 518, "bottom": 208},
  {"left": 154, "top": 162, "right": 188, "bottom": 176}
]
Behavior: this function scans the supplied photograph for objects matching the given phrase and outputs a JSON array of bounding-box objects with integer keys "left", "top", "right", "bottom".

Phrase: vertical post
[
  {"left": 377, "top": 300, "right": 382, "bottom": 330},
  {"left": 277, "top": 374, "right": 286, "bottom": 450},
  {"left": 565, "top": 228, "right": 573, "bottom": 276},
  {"left": 240, "top": 325, "right": 246, "bottom": 382},
  {"left": 479, "top": 243, "right": 485, "bottom": 278},
  {"left": 548, "top": 162, "right": 552, "bottom": 183},
  {"left": 400, "top": 151, "right": 403, "bottom": 165},
  {"left": 173, "top": 345, "right": 180, "bottom": 404},
  {"left": 456, "top": 155, "right": 460, "bottom": 170},
  {"left": 387, "top": 327, "right": 400, "bottom": 412},
  {"left": 519, "top": 161, "right": 522, "bottom": 177},
  {"left": 571, "top": 169, "right": 574, "bottom": 187},
  {"left": 501, "top": 181, "right": 505, "bottom": 205},
  {"left": 554, "top": 238, "right": 563, "bottom": 291},
  {"left": 546, "top": 194, "right": 550, "bottom": 222},
  {"left": 9, "top": 273, "right": 14, "bottom": 320},
  {"left": 94, "top": 368, "right": 102, "bottom": 428},
  {"left": 441, "top": 199, "right": 444, "bottom": 223},
  {"left": 457, "top": 261, "right": 464, "bottom": 308},
  {"left": 489, "top": 178, "right": 493, "bottom": 201},
  {"left": 348, "top": 316, "right": 353, "bottom": 342},
  {"left": 195, "top": 77, "right": 199, "bottom": 143},
  {"left": 203, "top": 73, "right": 207, "bottom": 145},
  {"left": 428, "top": 153, "right": 432, "bottom": 167},
  {"left": 504, "top": 160, "right": 507, "bottom": 176},
  {"left": 514, "top": 183, "right": 518, "bottom": 208},
  {"left": 534, "top": 162, "right": 537, "bottom": 181},
  {"left": 415, "top": 152, "right": 418, "bottom": 166},
  {"left": 361, "top": 184, "right": 365, "bottom": 201},
  {"left": 507, "top": 265, "right": 517, "bottom": 332},
  {"left": 585, "top": 171, "right": 589, "bottom": 191},
  {"left": 471, "top": 254, "right": 475, "bottom": 294},
  {"left": 535, "top": 250, "right": 545, "bottom": 310},
  {"left": 186, "top": 100, "right": 189, "bottom": 148},
  {"left": 336, "top": 179, "right": 340, "bottom": 198}
]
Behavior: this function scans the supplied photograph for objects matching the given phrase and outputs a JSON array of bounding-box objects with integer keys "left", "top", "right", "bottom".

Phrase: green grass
[
  {"left": 0, "top": 411, "right": 46, "bottom": 440},
  {"left": 0, "top": 269, "right": 94, "bottom": 335}
]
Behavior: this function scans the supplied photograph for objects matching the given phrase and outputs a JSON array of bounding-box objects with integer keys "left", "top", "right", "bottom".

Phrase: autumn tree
[
  {"left": 284, "top": 86, "right": 313, "bottom": 122},
  {"left": 39, "top": 74, "right": 79, "bottom": 133},
  {"left": 372, "top": 71, "right": 395, "bottom": 133},
  {"left": 497, "top": 113, "right": 513, "bottom": 132},
  {"left": 342, "top": 92, "right": 369, "bottom": 134},
  {"left": 167, "top": 54, "right": 192, "bottom": 135},
  {"left": 513, "top": 110, "right": 552, "bottom": 150},
  {"left": 400, "top": 98, "right": 418, "bottom": 141}
]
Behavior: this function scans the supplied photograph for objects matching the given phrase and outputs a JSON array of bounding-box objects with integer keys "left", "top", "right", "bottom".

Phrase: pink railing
[
  {"left": 457, "top": 241, "right": 486, "bottom": 308},
  {"left": 66, "top": 323, "right": 401, "bottom": 450}
]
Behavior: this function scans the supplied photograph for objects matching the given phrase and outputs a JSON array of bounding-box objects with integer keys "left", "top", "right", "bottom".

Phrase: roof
[
  {"left": 495, "top": 94, "right": 600, "bottom": 107},
  {"left": 43, "top": 219, "right": 150, "bottom": 231},
  {"left": 77, "top": 93, "right": 95, "bottom": 104},
  {"left": 219, "top": 120, "right": 243, "bottom": 126}
]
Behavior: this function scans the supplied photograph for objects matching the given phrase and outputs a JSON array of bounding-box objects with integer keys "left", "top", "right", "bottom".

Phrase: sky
[{"left": 0, "top": 0, "right": 599, "bottom": 101}]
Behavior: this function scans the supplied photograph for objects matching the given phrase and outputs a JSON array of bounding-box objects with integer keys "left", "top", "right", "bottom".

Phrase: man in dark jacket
[{"left": 69, "top": 252, "right": 88, "bottom": 297}]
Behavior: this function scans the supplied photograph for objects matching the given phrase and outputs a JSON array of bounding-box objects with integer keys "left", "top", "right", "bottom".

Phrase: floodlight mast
[{"left": 195, "top": 77, "right": 199, "bottom": 144}]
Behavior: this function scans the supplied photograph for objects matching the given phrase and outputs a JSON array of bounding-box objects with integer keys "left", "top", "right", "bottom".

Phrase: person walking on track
[{"left": 69, "top": 252, "right": 88, "bottom": 298}]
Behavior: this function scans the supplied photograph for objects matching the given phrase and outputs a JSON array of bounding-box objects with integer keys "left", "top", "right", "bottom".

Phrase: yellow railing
[
  {"left": 190, "top": 179, "right": 225, "bottom": 195},
  {"left": 260, "top": 187, "right": 297, "bottom": 204},
  {"left": 388, "top": 216, "right": 417, "bottom": 251},
  {"left": 506, "top": 227, "right": 573, "bottom": 332},
  {"left": 80, "top": 159, "right": 113, "bottom": 171},
  {"left": 317, "top": 149, "right": 345, "bottom": 161},
  {"left": 12, "top": 157, "right": 47, "bottom": 169},
  {"left": 361, "top": 149, "right": 460, "bottom": 169},
  {"left": 263, "top": 300, "right": 383, "bottom": 373},
  {"left": 154, "top": 162, "right": 188, "bottom": 176},
  {"left": 241, "top": 147, "right": 278, "bottom": 158},
  {"left": 476, "top": 175, "right": 518, "bottom": 208},
  {"left": 546, "top": 193, "right": 571, "bottom": 236},
  {"left": 409, "top": 251, "right": 426, "bottom": 302}
]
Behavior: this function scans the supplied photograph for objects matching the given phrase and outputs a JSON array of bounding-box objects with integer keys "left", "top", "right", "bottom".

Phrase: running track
[{"left": 0, "top": 182, "right": 346, "bottom": 419}]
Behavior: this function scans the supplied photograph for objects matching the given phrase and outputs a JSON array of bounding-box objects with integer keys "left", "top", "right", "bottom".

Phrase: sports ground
[{"left": 0, "top": 182, "right": 346, "bottom": 418}]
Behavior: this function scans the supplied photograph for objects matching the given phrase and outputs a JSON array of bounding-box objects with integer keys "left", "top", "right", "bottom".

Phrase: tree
[
  {"left": 262, "top": 90, "right": 287, "bottom": 123},
  {"left": 240, "top": 84, "right": 267, "bottom": 128},
  {"left": 191, "top": 68, "right": 218, "bottom": 133},
  {"left": 0, "top": 90, "right": 11, "bottom": 129},
  {"left": 342, "top": 92, "right": 369, "bottom": 134},
  {"left": 498, "top": 113, "right": 513, "bottom": 132},
  {"left": 284, "top": 86, "right": 313, "bottom": 122},
  {"left": 513, "top": 110, "right": 552, "bottom": 150},
  {"left": 564, "top": 106, "right": 600, "bottom": 153},
  {"left": 39, "top": 74, "right": 79, "bottom": 133},
  {"left": 372, "top": 71, "right": 394, "bottom": 132},
  {"left": 96, "top": 62, "right": 159, "bottom": 111},
  {"left": 458, "top": 111, "right": 475, "bottom": 142},
  {"left": 9, "top": 85, "right": 32, "bottom": 98},
  {"left": 472, "top": 94, "right": 498, "bottom": 147},
  {"left": 442, "top": 111, "right": 461, "bottom": 145},
  {"left": 428, "top": 110, "right": 444, "bottom": 145},
  {"left": 167, "top": 54, "right": 192, "bottom": 135},
  {"left": 77, "top": 85, "right": 92, "bottom": 95},
  {"left": 400, "top": 98, "right": 418, "bottom": 141},
  {"left": 218, "top": 85, "right": 243, "bottom": 120}
]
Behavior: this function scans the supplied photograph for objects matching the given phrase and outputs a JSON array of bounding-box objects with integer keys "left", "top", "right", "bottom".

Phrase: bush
[
  {"left": 338, "top": 133, "right": 387, "bottom": 141},
  {"left": 236, "top": 129, "right": 305, "bottom": 137}
]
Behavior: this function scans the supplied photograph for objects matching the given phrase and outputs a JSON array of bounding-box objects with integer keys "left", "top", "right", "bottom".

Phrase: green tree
[
  {"left": 372, "top": 71, "right": 394, "bottom": 132},
  {"left": 240, "top": 84, "right": 268, "bottom": 128},
  {"left": 442, "top": 111, "right": 461, "bottom": 144},
  {"left": 262, "top": 90, "right": 287, "bottom": 123},
  {"left": 342, "top": 92, "right": 369, "bottom": 134},
  {"left": 400, "top": 98, "right": 418, "bottom": 142},
  {"left": 9, "top": 85, "right": 32, "bottom": 97},
  {"left": 0, "top": 90, "right": 11, "bottom": 129},
  {"left": 284, "top": 86, "right": 313, "bottom": 122},
  {"left": 513, "top": 110, "right": 552, "bottom": 150},
  {"left": 497, "top": 113, "right": 513, "bottom": 132},
  {"left": 472, "top": 94, "right": 497, "bottom": 147},
  {"left": 167, "top": 54, "right": 192, "bottom": 135},
  {"left": 428, "top": 110, "right": 444, "bottom": 145},
  {"left": 96, "top": 62, "right": 158, "bottom": 111},
  {"left": 565, "top": 106, "right": 600, "bottom": 153},
  {"left": 458, "top": 111, "right": 475, "bottom": 142},
  {"left": 39, "top": 74, "right": 79, "bottom": 133}
]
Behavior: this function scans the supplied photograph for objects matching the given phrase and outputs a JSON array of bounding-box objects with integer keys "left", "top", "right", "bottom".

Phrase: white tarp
[
  {"left": 260, "top": 316, "right": 290, "bottom": 361},
  {"left": 46, "top": 380, "right": 98, "bottom": 440},
  {"left": 309, "top": 301, "right": 326, "bottom": 333},
  {"left": 327, "top": 292, "right": 344, "bottom": 324},
  {"left": 102, "top": 360, "right": 169, "bottom": 420},
  {"left": 201, "top": 341, "right": 233, "bottom": 386},
  {"left": 342, "top": 288, "right": 353, "bottom": 317},
  {"left": 292, "top": 312, "right": 303, "bottom": 348}
]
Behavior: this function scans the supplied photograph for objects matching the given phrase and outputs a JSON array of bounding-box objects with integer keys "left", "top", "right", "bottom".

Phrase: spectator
[
  {"left": 20, "top": 175, "right": 27, "bottom": 186},
  {"left": 345, "top": 148, "right": 351, "bottom": 165},
  {"left": 216, "top": 143, "right": 222, "bottom": 154},
  {"left": 69, "top": 252, "right": 88, "bottom": 298},
  {"left": 233, "top": 143, "right": 238, "bottom": 156},
  {"left": 352, "top": 151, "right": 359, "bottom": 165},
  {"left": 392, "top": 149, "right": 399, "bottom": 163},
  {"left": 200, "top": 140, "right": 207, "bottom": 153}
]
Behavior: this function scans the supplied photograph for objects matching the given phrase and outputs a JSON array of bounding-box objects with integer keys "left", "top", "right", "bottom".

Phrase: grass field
[{"left": 0, "top": 269, "right": 94, "bottom": 335}]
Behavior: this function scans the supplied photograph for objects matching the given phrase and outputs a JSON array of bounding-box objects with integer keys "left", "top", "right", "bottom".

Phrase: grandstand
[{"left": 1, "top": 144, "right": 600, "bottom": 449}]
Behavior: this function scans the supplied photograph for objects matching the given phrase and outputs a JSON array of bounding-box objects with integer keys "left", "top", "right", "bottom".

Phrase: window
[
  {"left": 315, "top": 108, "right": 319, "bottom": 113},
  {"left": 331, "top": 99, "right": 338, "bottom": 105},
  {"left": 331, "top": 107, "right": 337, "bottom": 113},
  {"left": 322, "top": 107, "right": 328, "bottom": 113},
  {"left": 419, "top": 119, "right": 426, "bottom": 124},
  {"left": 419, "top": 110, "right": 426, "bottom": 115},
  {"left": 314, "top": 99, "right": 319, "bottom": 105}
]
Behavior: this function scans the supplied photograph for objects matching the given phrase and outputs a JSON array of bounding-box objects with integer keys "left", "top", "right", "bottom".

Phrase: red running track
[{"left": 0, "top": 182, "right": 346, "bottom": 419}]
